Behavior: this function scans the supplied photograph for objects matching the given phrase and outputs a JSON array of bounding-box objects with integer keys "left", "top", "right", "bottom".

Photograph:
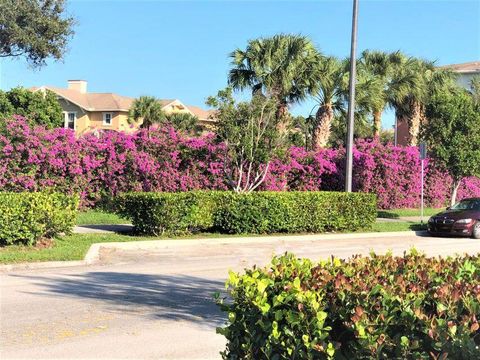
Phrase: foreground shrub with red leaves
[{"left": 217, "top": 251, "right": 480, "bottom": 359}]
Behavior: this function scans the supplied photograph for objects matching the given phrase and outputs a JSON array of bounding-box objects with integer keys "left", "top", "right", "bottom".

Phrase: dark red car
[{"left": 428, "top": 198, "right": 480, "bottom": 238}]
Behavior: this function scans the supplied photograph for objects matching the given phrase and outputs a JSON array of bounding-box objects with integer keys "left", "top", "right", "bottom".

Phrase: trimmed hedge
[
  {"left": 0, "top": 192, "right": 79, "bottom": 245},
  {"left": 114, "top": 191, "right": 377, "bottom": 235},
  {"left": 217, "top": 252, "right": 480, "bottom": 359}
]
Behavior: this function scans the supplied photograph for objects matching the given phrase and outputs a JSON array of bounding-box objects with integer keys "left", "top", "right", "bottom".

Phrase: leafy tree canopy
[
  {"left": 128, "top": 96, "right": 166, "bottom": 130},
  {"left": 207, "top": 88, "right": 282, "bottom": 192},
  {"left": 0, "top": 87, "right": 63, "bottom": 128},
  {"left": 0, "top": 0, "right": 75, "bottom": 67},
  {"left": 422, "top": 90, "right": 480, "bottom": 205},
  {"left": 165, "top": 112, "right": 200, "bottom": 134},
  {"left": 228, "top": 34, "right": 322, "bottom": 116},
  {"left": 469, "top": 75, "right": 480, "bottom": 106}
]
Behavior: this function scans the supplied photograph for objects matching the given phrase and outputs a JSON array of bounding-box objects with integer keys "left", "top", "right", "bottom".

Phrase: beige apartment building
[{"left": 32, "top": 80, "right": 215, "bottom": 135}]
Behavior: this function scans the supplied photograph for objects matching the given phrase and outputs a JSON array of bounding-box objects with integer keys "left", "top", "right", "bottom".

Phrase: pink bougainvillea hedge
[{"left": 1, "top": 116, "right": 479, "bottom": 208}]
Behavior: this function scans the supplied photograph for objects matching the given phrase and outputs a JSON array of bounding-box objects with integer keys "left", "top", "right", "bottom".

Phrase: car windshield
[{"left": 451, "top": 199, "right": 480, "bottom": 210}]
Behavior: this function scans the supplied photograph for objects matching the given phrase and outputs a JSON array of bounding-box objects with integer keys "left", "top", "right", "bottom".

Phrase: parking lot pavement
[{"left": 1, "top": 233, "right": 479, "bottom": 359}]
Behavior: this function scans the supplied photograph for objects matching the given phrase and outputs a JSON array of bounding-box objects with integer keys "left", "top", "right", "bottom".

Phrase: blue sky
[{"left": 2, "top": 0, "right": 479, "bottom": 129}]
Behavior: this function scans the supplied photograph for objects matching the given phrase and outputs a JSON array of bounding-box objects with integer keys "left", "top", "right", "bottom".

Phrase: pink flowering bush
[
  {"left": 1, "top": 116, "right": 479, "bottom": 209},
  {"left": 262, "top": 139, "right": 480, "bottom": 209},
  {"left": 0, "top": 116, "right": 227, "bottom": 207}
]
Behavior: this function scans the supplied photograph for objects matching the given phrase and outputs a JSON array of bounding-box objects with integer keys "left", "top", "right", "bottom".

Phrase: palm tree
[
  {"left": 310, "top": 56, "right": 346, "bottom": 149},
  {"left": 389, "top": 56, "right": 455, "bottom": 145},
  {"left": 165, "top": 112, "right": 200, "bottom": 134},
  {"left": 359, "top": 50, "right": 403, "bottom": 138},
  {"left": 128, "top": 96, "right": 166, "bottom": 130},
  {"left": 228, "top": 34, "right": 323, "bottom": 123},
  {"left": 310, "top": 56, "right": 379, "bottom": 149}
]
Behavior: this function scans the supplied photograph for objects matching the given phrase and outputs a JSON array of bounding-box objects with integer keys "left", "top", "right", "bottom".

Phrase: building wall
[
  {"left": 163, "top": 102, "right": 192, "bottom": 115},
  {"left": 57, "top": 99, "right": 90, "bottom": 133},
  {"left": 457, "top": 73, "right": 478, "bottom": 91},
  {"left": 56, "top": 97, "right": 211, "bottom": 135},
  {"left": 396, "top": 117, "right": 410, "bottom": 146},
  {"left": 56, "top": 97, "right": 134, "bottom": 134},
  {"left": 87, "top": 111, "right": 133, "bottom": 133}
]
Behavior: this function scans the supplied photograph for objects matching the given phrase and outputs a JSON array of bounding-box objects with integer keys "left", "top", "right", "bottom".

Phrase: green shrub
[
  {"left": 217, "top": 252, "right": 480, "bottom": 359},
  {"left": 214, "top": 192, "right": 376, "bottom": 234},
  {"left": 114, "top": 191, "right": 376, "bottom": 235},
  {"left": 114, "top": 191, "right": 220, "bottom": 235},
  {"left": 0, "top": 192, "right": 79, "bottom": 246}
]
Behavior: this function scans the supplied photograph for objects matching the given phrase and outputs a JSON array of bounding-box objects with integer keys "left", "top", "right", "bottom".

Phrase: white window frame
[
  {"left": 63, "top": 111, "right": 77, "bottom": 130},
  {"left": 103, "top": 112, "right": 113, "bottom": 126}
]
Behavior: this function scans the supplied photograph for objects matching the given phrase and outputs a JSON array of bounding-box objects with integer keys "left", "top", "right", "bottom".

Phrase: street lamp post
[{"left": 345, "top": 0, "right": 359, "bottom": 192}]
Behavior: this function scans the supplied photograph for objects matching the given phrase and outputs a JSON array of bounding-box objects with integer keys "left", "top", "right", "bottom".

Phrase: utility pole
[{"left": 345, "top": 0, "right": 359, "bottom": 192}]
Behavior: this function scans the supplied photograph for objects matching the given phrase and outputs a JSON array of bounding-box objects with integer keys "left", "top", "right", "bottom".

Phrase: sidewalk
[
  {"left": 75, "top": 218, "right": 427, "bottom": 234},
  {"left": 376, "top": 216, "right": 426, "bottom": 223},
  {"left": 74, "top": 224, "right": 133, "bottom": 234}
]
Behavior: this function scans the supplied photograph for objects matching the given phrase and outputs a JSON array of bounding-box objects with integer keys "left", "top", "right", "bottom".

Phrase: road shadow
[{"left": 18, "top": 272, "right": 227, "bottom": 328}]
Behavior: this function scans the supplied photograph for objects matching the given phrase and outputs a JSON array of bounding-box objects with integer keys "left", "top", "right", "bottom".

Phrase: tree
[
  {"left": 165, "top": 112, "right": 201, "bottom": 134},
  {"left": 328, "top": 111, "right": 374, "bottom": 147},
  {"left": 207, "top": 88, "right": 281, "bottom": 193},
  {"left": 288, "top": 115, "right": 313, "bottom": 150},
  {"left": 389, "top": 56, "right": 455, "bottom": 146},
  {"left": 311, "top": 57, "right": 379, "bottom": 149},
  {"left": 359, "top": 50, "right": 403, "bottom": 137},
  {"left": 0, "top": 0, "right": 75, "bottom": 67},
  {"left": 128, "top": 96, "right": 166, "bottom": 130},
  {"left": 469, "top": 75, "right": 480, "bottom": 106},
  {"left": 0, "top": 87, "right": 63, "bottom": 128},
  {"left": 228, "top": 34, "right": 322, "bottom": 125},
  {"left": 310, "top": 56, "right": 346, "bottom": 149},
  {"left": 422, "top": 90, "right": 480, "bottom": 206}
]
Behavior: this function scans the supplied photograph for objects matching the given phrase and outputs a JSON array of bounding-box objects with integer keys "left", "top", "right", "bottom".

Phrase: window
[
  {"left": 64, "top": 112, "right": 76, "bottom": 130},
  {"left": 452, "top": 199, "right": 480, "bottom": 210},
  {"left": 103, "top": 113, "right": 113, "bottom": 126}
]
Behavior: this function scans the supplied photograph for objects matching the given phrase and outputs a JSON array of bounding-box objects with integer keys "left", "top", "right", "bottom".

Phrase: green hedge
[
  {"left": 0, "top": 192, "right": 79, "bottom": 246},
  {"left": 114, "top": 191, "right": 377, "bottom": 235},
  {"left": 217, "top": 252, "right": 480, "bottom": 359}
]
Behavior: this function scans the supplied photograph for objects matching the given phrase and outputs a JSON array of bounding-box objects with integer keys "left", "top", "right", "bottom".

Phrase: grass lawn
[
  {"left": 77, "top": 208, "right": 444, "bottom": 225},
  {"left": 377, "top": 207, "right": 445, "bottom": 218},
  {"left": 371, "top": 221, "right": 427, "bottom": 232},
  {"left": 0, "top": 222, "right": 428, "bottom": 264},
  {"left": 77, "top": 210, "right": 126, "bottom": 225},
  {"left": 78, "top": 209, "right": 445, "bottom": 225}
]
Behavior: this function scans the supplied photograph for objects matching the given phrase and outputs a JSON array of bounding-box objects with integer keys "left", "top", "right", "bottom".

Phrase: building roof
[
  {"left": 440, "top": 61, "right": 480, "bottom": 74},
  {"left": 32, "top": 86, "right": 214, "bottom": 120},
  {"left": 32, "top": 86, "right": 134, "bottom": 111},
  {"left": 186, "top": 104, "right": 216, "bottom": 122}
]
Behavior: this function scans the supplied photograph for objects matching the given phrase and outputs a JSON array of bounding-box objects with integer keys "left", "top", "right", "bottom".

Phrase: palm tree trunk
[
  {"left": 312, "top": 103, "right": 334, "bottom": 150},
  {"left": 276, "top": 102, "right": 289, "bottom": 135},
  {"left": 373, "top": 109, "right": 382, "bottom": 139},
  {"left": 406, "top": 100, "right": 423, "bottom": 146}
]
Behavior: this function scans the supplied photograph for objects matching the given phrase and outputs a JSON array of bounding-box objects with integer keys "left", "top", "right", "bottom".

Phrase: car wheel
[{"left": 473, "top": 221, "right": 480, "bottom": 239}]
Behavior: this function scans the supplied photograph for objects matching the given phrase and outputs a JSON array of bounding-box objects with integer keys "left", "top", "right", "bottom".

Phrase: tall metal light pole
[{"left": 345, "top": 0, "right": 359, "bottom": 192}]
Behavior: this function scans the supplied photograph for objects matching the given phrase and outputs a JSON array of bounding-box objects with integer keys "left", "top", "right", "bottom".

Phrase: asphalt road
[{"left": 1, "top": 233, "right": 480, "bottom": 360}]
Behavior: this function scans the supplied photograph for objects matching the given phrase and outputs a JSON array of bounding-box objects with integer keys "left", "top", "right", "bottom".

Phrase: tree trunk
[
  {"left": 406, "top": 101, "right": 425, "bottom": 146},
  {"left": 450, "top": 179, "right": 462, "bottom": 207},
  {"left": 373, "top": 109, "right": 382, "bottom": 139},
  {"left": 276, "top": 101, "right": 289, "bottom": 132},
  {"left": 312, "top": 103, "right": 334, "bottom": 150}
]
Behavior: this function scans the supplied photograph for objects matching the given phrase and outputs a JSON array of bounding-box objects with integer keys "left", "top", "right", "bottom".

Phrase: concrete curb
[
  {"left": 0, "top": 260, "right": 86, "bottom": 272},
  {"left": 1, "top": 230, "right": 427, "bottom": 272}
]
